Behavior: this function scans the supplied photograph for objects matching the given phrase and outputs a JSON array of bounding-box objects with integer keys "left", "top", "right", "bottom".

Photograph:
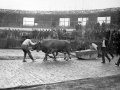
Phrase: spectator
[
  {"left": 96, "top": 22, "right": 100, "bottom": 31},
  {"left": 51, "top": 29, "right": 58, "bottom": 39},
  {"left": 75, "top": 21, "right": 82, "bottom": 39},
  {"left": 75, "top": 21, "right": 82, "bottom": 31},
  {"left": 101, "top": 21, "right": 106, "bottom": 31},
  {"left": 106, "top": 29, "right": 114, "bottom": 59}
]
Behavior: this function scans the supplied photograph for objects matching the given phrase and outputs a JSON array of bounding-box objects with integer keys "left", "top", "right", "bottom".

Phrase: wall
[{"left": 0, "top": 11, "right": 119, "bottom": 29}]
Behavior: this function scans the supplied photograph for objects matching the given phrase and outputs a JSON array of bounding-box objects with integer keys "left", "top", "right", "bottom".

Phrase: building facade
[{"left": 0, "top": 7, "right": 120, "bottom": 31}]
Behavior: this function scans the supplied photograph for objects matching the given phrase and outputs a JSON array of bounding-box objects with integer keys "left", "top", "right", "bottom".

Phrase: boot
[{"left": 115, "top": 57, "right": 120, "bottom": 66}]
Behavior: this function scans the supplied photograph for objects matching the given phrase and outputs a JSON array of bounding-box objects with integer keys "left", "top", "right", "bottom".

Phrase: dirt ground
[
  {"left": 5, "top": 74, "right": 120, "bottom": 90},
  {"left": 0, "top": 49, "right": 45, "bottom": 60},
  {"left": 0, "top": 49, "right": 120, "bottom": 90},
  {"left": 0, "top": 49, "right": 65, "bottom": 60}
]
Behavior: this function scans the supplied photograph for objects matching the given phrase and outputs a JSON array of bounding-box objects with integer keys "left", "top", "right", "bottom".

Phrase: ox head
[{"left": 32, "top": 41, "right": 42, "bottom": 52}]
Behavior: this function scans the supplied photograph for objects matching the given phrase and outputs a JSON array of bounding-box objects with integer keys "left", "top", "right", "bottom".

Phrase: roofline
[{"left": 0, "top": 7, "right": 120, "bottom": 15}]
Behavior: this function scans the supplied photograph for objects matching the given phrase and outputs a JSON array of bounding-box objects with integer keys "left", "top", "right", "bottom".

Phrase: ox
[{"left": 32, "top": 39, "right": 72, "bottom": 61}]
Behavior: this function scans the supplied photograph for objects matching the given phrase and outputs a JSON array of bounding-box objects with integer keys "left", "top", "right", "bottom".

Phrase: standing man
[
  {"left": 75, "top": 21, "right": 82, "bottom": 31},
  {"left": 51, "top": 29, "right": 58, "bottom": 39},
  {"left": 106, "top": 29, "right": 114, "bottom": 59},
  {"left": 115, "top": 31, "right": 120, "bottom": 66},
  {"left": 115, "top": 41, "right": 120, "bottom": 66},
  {"left": 101, "top": 36, "right": 111, "bottom": 63},
  {"left": 21, "top": 36, "right": 36, "bottom": 62},
  {"left": 75, "top": 21, "right": 82, "bottom": 39}
]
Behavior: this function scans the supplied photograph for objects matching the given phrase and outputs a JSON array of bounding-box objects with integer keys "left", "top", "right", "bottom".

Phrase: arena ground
[
  {"left": 0, "top": 49, "right": 120, "bottom": 90},
  {"left": 12, "top": 74, "right": 120, "bottom": 90}
]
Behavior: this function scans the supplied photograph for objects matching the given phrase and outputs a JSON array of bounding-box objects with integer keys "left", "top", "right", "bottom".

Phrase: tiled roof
[{"left": 0, "top": 7, "right": 120, "bottom": 15}]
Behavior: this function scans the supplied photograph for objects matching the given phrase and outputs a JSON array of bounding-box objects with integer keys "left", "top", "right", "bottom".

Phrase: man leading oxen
[{"left": 32, "top": 39, "right": 72, "bottom": 61}]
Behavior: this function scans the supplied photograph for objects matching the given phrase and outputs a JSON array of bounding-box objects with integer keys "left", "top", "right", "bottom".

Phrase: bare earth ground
[
  {"left": 0, "top": 49, "right": 45, "bottom": 60},
  {"left": 0, "top": 49, "right": 120, "bottom": 90},
  {"left": 9, "top": 74, "right": 120, "bottom": 90}
]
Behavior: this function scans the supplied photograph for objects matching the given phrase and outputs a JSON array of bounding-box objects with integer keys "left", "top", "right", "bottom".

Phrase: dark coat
[
  {"left": 102, "top": 39, "right": 108, "bottom": 48},
  {"left": 113, "top": 32, "right": 120, "bottom": 55},
  {"left": 116, "top": 42, "right": 120, "bottom": 55},
  {"left": 75, "top": 24, "right": 82, "bottom": 31},
  {"left": 105, "top": 39, "right": 109, "bottom": 47}
]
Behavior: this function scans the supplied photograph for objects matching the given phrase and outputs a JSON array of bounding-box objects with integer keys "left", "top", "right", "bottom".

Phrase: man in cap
[{"left": 101, "top": 36, "right": 111, "bottom": 63}]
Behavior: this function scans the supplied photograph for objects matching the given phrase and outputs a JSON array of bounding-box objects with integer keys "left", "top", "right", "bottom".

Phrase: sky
[{"left": 0, "top": 0, "right": 120, "bottom": 11}]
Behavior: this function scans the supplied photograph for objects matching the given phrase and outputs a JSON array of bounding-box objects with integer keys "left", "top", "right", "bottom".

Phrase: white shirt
[
  {"left": 22, "top": 39, "right": 35, "bottom": 46},
  {"left": 102, "top": 40, "right": 106, "bottom": 47},
  {"left": 91, "top": 43, "right": 98, "bottom": 50}
]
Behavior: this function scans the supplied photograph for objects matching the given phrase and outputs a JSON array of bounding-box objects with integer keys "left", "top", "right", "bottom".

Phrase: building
[{"left": 0, "top": 7, "right": 120, "bottom": 31}]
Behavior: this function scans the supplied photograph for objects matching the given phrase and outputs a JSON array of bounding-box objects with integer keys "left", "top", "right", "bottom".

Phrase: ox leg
[
  {"left": 68, "top": 52, "right": 71, "bottom": 59},
  {"left": 66, "top": 47, "right": 71, "bottom": 60},
  {"left": 64, "top": 51, "right": 71, "bottom": 61},
  {"left": 55, "top": 52, "right": 58, "bottom": 56},
  {"left": 64, "top": 53, "right": 68, "bottom": 61},
  {"left": 52, "top": 52, "right": 57, "bottom": 61},
  {"left": 44, "top": 53, "right": 48, "bottom": 61}
]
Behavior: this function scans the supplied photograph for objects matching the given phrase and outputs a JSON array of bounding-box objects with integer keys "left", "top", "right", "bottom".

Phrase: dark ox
[{"left": 32, "top": 39, "right": 72, "bottom": 61}]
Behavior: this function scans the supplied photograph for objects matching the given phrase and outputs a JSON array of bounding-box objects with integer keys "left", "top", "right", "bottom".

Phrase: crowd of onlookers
[
  {"left": 0, "top": 23, "right": 119, "bottom": 49},
  {"left": 0, "top": 28, "right": 73, "bottom": 48},
  {"left": 0, "top": 28, "right": 72, "bottom": 40},
  {"left": 0, "top": 28, "right": 117, "bottom": 40},
  {"left": 0, "top": 20, "right": 119, "bottom": 40}
]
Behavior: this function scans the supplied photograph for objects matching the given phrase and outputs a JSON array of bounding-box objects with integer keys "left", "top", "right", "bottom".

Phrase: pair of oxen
[{"left": 32, "top": 39, "right": 72, "bottom": 61}]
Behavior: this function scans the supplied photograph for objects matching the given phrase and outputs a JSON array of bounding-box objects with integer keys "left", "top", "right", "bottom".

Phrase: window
[
  {"left": 106, "top": 17, "right": 111, "bottom": 23},
  {"left": 23, "top": 17, "right": 35, "bottom": 26},
  {"left": 97, "top": 16, "right": 111, "bottom": 25},
  {"left": 78, "top": 17, "right": 88, "bottom": 26},
  {"left": 59, "top": 18, "right": 70, "bottom": 26}
]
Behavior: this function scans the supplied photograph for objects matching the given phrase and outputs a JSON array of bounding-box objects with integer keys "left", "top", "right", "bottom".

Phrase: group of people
[
  {"left": 21, "top": 32, "right": 120, "bottom": 67},
  {"left": 76, "top": 35, "right": 120, "bottom": 66}
]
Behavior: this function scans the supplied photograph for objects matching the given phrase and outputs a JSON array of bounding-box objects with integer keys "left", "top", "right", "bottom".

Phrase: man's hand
[{"left": 29, "top": 47, "right": 34, "bottom": 51}]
